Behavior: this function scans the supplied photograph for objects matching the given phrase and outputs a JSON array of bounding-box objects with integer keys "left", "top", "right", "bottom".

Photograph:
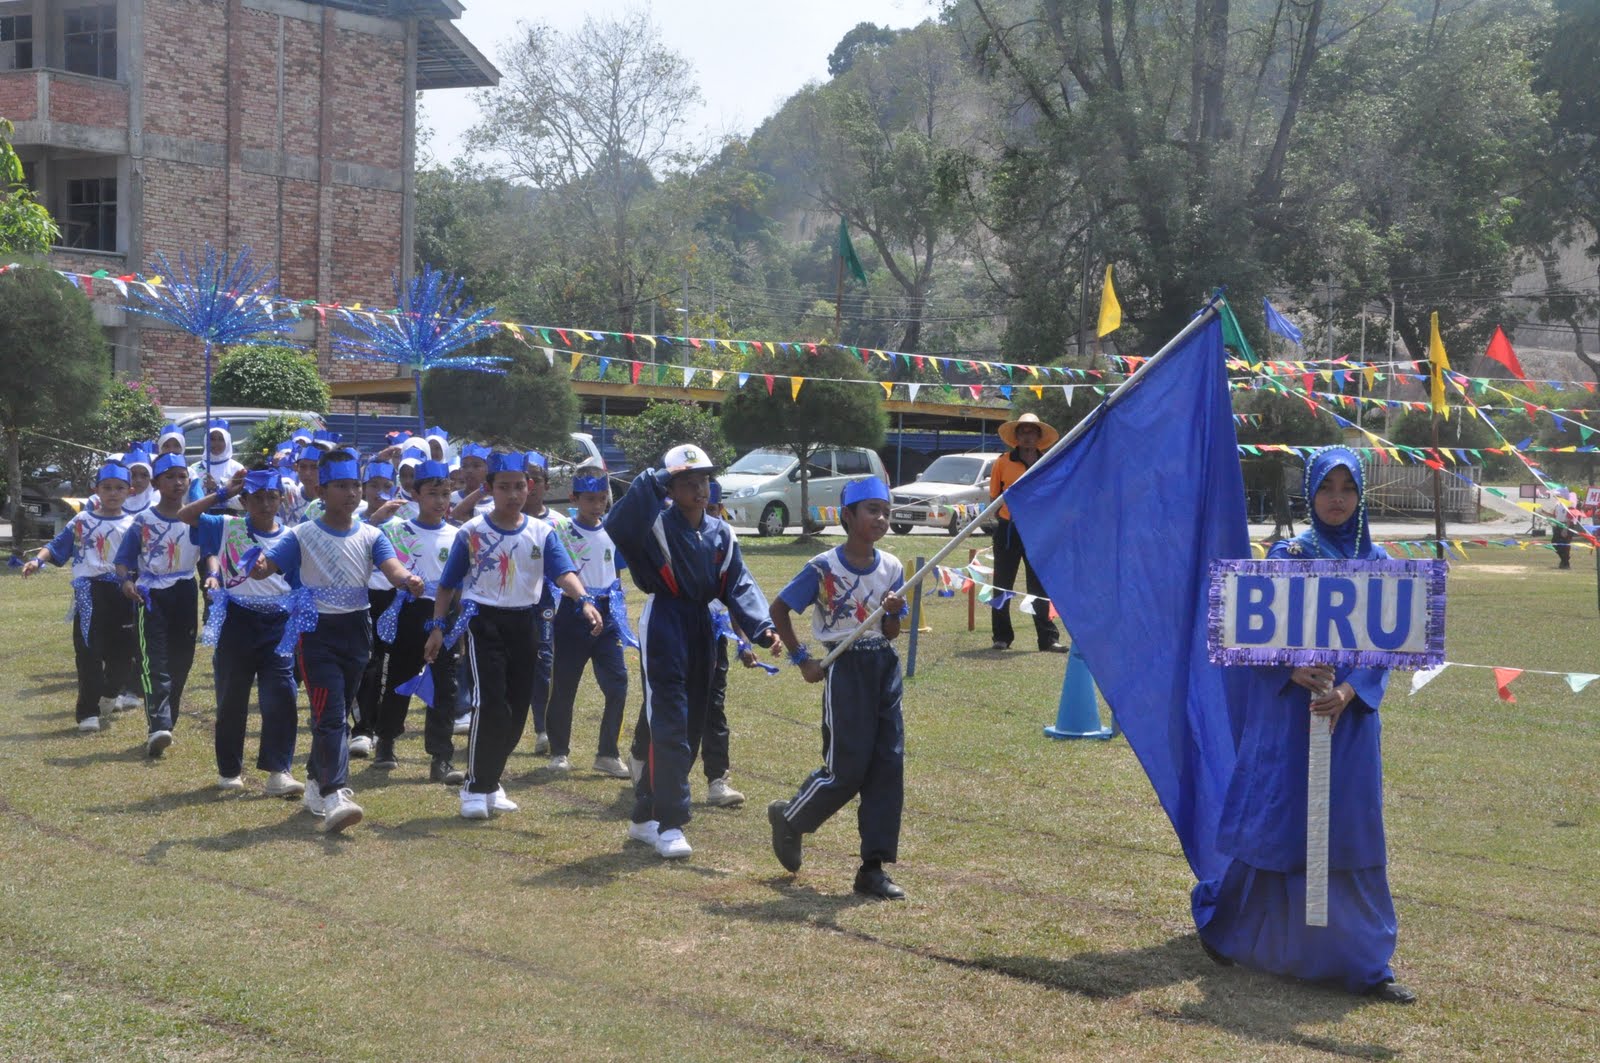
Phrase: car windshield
[
  {"left": 920, "top": 456, "right": 985, "bottom": 484},
  {"left": 726, "top": 450, "right": 795, "bottom": 476}
]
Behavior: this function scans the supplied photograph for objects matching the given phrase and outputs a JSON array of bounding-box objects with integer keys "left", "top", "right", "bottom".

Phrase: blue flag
[
  {"left": 395, "top": 665, "right": 435, "bottom": 708},
  {"left": 1263, "top": 298, "right": 1303, "bottom": 346},
  {"left": 1005, "top": 313, "right": 1248, "bottom": 882}
]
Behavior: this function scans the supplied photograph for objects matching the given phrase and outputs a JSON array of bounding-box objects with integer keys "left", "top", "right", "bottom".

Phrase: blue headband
[
  {"left": 313, "top": 430, "right": 340, "bottom": 445},
  {"left": 415, "top": 460, "right": 451, "bottom": 485},
  {"left": 709, "top": 479, "right": 722, "bottom": 505},
  {"left": 321, "top": 459, "right": 360, "bottom": 483},
  {"left": 295, "top": 445, "right": 323, "bottom": 464},
  {"left": 96, "top": 463, "right": 130, "bottom": 485},
  {"left": 488, "top": 452, "right": 529, "bottom": 475},
  {"left": 425, "top": 425, "right": 448, "bottom": 440},
  {"left": 363, "top": 461, "right": 396, "bottom": 483},
  {"left": 122, "top": 449, "right": 153, "bottom": 472},
  {"left": 208, "top": 419, "right": 230, "bottom": 432},
  {"left": 841, "top": 477, "right": 891, "bottom": 507},
  {"left": 291, "top": 428, "right": 314, "bottom": 443},
  {"left": 243, "top": 469, "right": 283, "bottom": 494},
  {"left": 151, "top": 453, "right": 188, "bottom": 479},
  {"left": 572, "top": 474, "right": 608, "bottom": 495},
  {"left": 459, "top": 442, "right": 491, "bottom": 462},
  {"left": 524, "top": 451, "right": 549, "bottom": 470}
]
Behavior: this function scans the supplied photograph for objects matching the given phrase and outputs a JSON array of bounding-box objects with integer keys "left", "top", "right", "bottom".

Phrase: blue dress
[{"left": 1192, "top": 530, "right": 1398, "bottom": 993}]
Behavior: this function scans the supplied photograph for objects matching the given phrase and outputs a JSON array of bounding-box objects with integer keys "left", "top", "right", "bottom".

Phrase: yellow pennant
[
  {"left": 790, "top": 376, "right": 804, "bottom": 400},
  {"left": 570, "top": 352, "right": 582, "bottom": 373},
  {"left": 880, "top": 381, "right": 894, "bottom": 398},
  {"left": 1097, "top": 265, "right": 1122, "bottom": 337},
  {"left": 710, "top": 370, "right": 724, "bottom": 387}
]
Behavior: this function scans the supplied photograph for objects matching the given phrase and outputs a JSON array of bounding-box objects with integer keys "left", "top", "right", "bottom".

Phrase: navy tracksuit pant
[
  {"left": 546, "top": 597, "right": 629, "bottom": 759},
  {"left": 298, "top": 610, "right": 372, "bottom": 794},
  {"left": 376, "top": 597, "right": 458, "bottom": 759},
  {"left": 213, "top": 606, "right": 298, "bottom": 778},
  {"left": 531, "top": 598, "right": 555, "bottom": 734},
  {"left": 137, "top": 580, "right": 198, "bottom": 735},
  {"left": 355, "top": 587, "right": 396, "bottom": 739},
  {"left": 631, "top": 596, "right": 717, "bottom": 831},
  {"left": 630, "top": 636, "right": 730, "bottom": 779},
  {"left": 780, "top": 641, "right": 905, "bottom": 864},
  {"left": 465, "top": 605, "right": 538, "bottom": 794},
  {"left": 73, "top": 582, "right": 134, "bottom": 722}
]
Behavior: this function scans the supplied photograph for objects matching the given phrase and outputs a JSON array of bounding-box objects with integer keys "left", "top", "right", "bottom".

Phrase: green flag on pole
[
  {"left": 1219, "top": 297, "right": 1256, "bottom": 363},
  {"left": 838, "top": 217, "right": 868, "bottom": 284}
]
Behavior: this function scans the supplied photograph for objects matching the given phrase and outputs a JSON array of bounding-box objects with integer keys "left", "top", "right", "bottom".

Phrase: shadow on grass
[
  {"left": 44, "top": 741, "right": 158, "bottom": 766},
  {"left": 87, "top": 784, "right": 250, "bottom": 816},
  {"left": 705, "top": 879, "right": 875, "bottom": 928},
  {"left": 142, "top": 815, "right": 353, "bottom": 861},
  {"left": 522, "top": 846, "right": 732, "bottom": 889},
  {"left": 17, "top": 681, "right": 78, "bottom": 699}
]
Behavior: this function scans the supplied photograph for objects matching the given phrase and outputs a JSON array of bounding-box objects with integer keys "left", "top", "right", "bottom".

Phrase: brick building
[{"left": 0, "top": 0, "right": 496, "bottom": 402}]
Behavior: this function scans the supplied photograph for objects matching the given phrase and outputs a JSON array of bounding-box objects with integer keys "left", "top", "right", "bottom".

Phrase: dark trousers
[
  {"left": 547, "top": 599, "right": 629, "bottom": 758},
  {"left": 355, "top": 588, "right": 396, "bottom": 737},
  {"left": 298, "top": 610, "right": 372, "bottom": 794},
  {"left": 136, "top": 580, "right": 198, "bottom": 734},
  {"left": 73, "top": 581, "right": 134, "bottom": 722},
  {"left": 464, "top": 605, "right": 537, "bottom": 794},
  {"left": 376, "top": 597, "right": 458, "bottom": 759},
  {"left": 630, "top": 636, "right": 729, "bottom": 779},
  {"left": 532, "top": 600, "right": 555, "bottom": 734},
  {"left": 781, "top": 642, "right": 905, "bottom": 863},
  {"left": 990, "top": 518, "right": 1060, "bottom": 649},
  {"left": 214, "top": 606, "right": 298, "bottom": 778},
  {"left": 631, "top": 597, "right": 715, "bottom": 831}
]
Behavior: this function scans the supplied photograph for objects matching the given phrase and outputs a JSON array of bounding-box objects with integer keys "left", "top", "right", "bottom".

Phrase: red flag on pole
[
  {"left": 1493, "top": 667, "right": 1522, "bottom": 703},
  {"left": 1483, "top": 326, "right": 1529, "bottom": 384}
]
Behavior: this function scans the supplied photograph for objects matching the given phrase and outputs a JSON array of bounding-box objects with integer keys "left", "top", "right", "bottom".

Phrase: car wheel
[
  {"left": 947, "top": 511, "right": 971, "bottom": 537},
  {"left": 891, "top": 522, "right": 912, "bottom": 536},
  {"left": 758, "top": 502, "right": 788, "bottom": 537}
]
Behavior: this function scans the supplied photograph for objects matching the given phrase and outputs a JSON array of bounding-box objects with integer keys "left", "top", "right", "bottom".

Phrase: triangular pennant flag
[
  {"left": 1410, "top": 663, "right": 1448, "bottom": 695},
  {"left": 1565, "top": 673, "right": 1599, "bottom": 694},
  {"left": 1493, "top": 667, "right": 1522, "bottom": 703},
  {"left": 570, "top": 351, "right": 582, "bottom": 373},
  {"left": 1428, "top": 312, "right": 1451, "bottom": 420},
  {"left": 1097, "top": 265, "right": 1122, "bottom": 336},
  {"left": 683, "top": 366, "right": 696, "bottom": 387},
  {"left": 790, "top": 376, "right": 804, "bottom": 400},
  {"left": 711, "top": 370, "right": 724, "bottom": 387},
  {"left": 906, "top": 382, "right": 921, "bottom": 402},
  {"left": 1483, "top": 325, "right": 1529, "bottom": 384},
  {"left": 737, "top": 372, "right": 749, "bottom": 388},
  {"left": 631, "top": 361, "right": 641, "bottom": 384},
  {"left": 764, "top": 374, "right": 775, "bottom": 396},
  {"left": 880, "top": 381, "right": 893, "bottom": 398},
  {"left": 394, "top": 666, "right": 435, "bottom": 708}
]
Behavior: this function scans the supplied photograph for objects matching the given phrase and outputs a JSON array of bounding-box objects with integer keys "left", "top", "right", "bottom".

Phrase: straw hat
[{"left": 998, "top": 412, "right": 1060, "bottom": 449}]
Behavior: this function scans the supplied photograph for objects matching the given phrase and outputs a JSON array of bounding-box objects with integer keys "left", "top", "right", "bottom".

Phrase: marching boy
[
  {"left": 767, "top": 477, "right": 910, "bottom": 900},
  {"left": 114, "top": 453, "right": 202, "bottom": 758},
  {"left": 21, "top": 463, "right": 137, "bottom": 732},
  {"left": 545, "top": 469, "right": 632, "bottom": 777},
  {"left": 604, "top": 444, "right": 780, "bottom": 859},
  {"left": 424, "top": 452, "right": 603, "bottom": 819},
  {"left": 250, "top": 452, "right": 424, "bottom": 833}
]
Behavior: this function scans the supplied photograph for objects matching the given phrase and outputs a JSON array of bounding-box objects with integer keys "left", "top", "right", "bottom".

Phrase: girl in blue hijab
[{"left": 1193, "top": 447, "right": 1415, "bottom": 1004}]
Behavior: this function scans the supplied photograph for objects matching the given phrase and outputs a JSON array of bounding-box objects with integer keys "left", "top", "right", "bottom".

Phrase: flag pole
[{"left": 818, "top": 295, "right": 1228, "bottom": 669}]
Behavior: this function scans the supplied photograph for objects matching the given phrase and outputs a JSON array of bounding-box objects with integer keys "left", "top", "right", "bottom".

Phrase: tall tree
[
  {"left": 0, "top": 119, "right": 56, "bottom": 255},
  {"left": 421, "top": 334, "right": 577, "bottom": 453}
]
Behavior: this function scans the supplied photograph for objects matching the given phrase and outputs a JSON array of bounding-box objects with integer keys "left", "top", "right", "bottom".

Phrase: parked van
[
  {"left": 888, "top": 452, "right": 999, "bottom": 536},
  {"left": 718, "top": 446, "right": 890, "bottom": 536},
  {"left": 162, "top": 406, "right": 328, "bottom": 462}
]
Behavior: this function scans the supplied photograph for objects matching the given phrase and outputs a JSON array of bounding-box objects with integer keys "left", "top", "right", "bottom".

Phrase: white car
[
  {"left": 889, "top": 452, "right": 999, "bottom": 536},
  {"left": 719, "top": 446, "right": 890, "bottom": 536}
]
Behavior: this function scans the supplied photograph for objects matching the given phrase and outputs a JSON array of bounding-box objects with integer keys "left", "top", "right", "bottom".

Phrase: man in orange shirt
[{"left": 988, "top": 413, "right": 1067, "bottom": 652}]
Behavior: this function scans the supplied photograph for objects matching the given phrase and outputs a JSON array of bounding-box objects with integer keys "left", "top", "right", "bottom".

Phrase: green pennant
[{"left": 1219, "top": 299, "right": 1256, "bottom": 363}]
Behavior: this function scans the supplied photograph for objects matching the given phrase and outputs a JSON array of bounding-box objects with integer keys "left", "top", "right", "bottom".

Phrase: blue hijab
[{"left": 1291, "top": 445, "right": 1373, "bottom": 559}]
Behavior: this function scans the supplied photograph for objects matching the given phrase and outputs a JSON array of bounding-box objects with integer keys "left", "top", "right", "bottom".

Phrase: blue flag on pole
[
  {"left": 1005, "top": 312, "right": 1248, "bottom": 883},
  {"left": 1263, "top": 298, "right": 1303, "bottom": 346}
]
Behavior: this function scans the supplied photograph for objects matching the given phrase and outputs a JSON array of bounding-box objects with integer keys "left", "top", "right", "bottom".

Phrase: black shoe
[
  {"left": 1040, "top": 642, "right": 1070, "bottom": 654},
  {"left": 373, "top": 739, "right": 398, "bottom": 770},
  {"left": 767, "top": 800, "right": 802, "bottom": 872},
  {"left": 1200, "top": 940, "right": 1234, "bottom": 967},
  {"left": 1364, "top": 979, "right": 1417, "bottom": 1004},
  {"left": 853, "top": 866, "right": 906, "bottom": 900},
  {"left": 430, "top": 757, "right": 464, "bottom": 785}
]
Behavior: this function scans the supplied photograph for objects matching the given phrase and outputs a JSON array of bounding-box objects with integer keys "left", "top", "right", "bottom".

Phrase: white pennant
[
  {"left": 683, "top": 366, "right": 696, "bottom": 387},
  {"left": 906, "top": 383, "right": 921, "bottom": 402},
  {"left": 541, "top": 347, "right": 555, "bottom": 367},
  {"left": 1409, "top": 663, "right": 1448, "bottom": 695},
  {"left": 1565, "top": 673, "right": 1599, "bottom": 694}
]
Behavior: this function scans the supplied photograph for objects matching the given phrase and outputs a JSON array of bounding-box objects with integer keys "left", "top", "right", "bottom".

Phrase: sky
[{"left": 419, "top": 0, "right": 942, "bottom": 165}]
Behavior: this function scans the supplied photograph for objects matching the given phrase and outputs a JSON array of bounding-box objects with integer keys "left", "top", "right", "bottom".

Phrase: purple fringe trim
[{"left": 1206, "top": 557, "right": 1446, "bottom": 669}]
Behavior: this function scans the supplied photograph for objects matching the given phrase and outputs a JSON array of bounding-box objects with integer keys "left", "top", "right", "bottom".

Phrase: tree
[
  {"left": 720, "top": 348, "right": 886, "bottom": 536},
  {"left": 239, "top": 413, "right": 321, "bottom": 468},
  {"left": 210, "top": 344, "right": 331, "bottom": 412},
  {"left": 0, "top": 119, "right": 57, "bottom": 255},
  {"left": 1234, "top": 387, "right": 1342, "bottom": 537},
  {"left": 0, "top": 268, "right": 109, "bottom": 548},
  {"left": 615, "top": 401, "right": 732, "bottom": 473},
  {"left": 828, "top": 21, "right": 898, "bottom": 77},
  {"left": 45, "top": 378, "right": 167, "bottom": 492},
  {"left": 420, "top": 334, "right": 577, "bottom": 452}
]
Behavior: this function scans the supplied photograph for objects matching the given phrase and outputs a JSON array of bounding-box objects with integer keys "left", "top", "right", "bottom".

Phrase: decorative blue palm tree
[
  {"left": 335, "top": 265, "right": 504, "bottom": 433},
  {"left": 128, "top": 245, "right": 294, "bottom": 446}
]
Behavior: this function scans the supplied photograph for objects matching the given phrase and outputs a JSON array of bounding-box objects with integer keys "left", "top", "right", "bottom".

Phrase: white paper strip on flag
[{"left": 1410, "top": 663, "right": 1448, "bottom": 695}]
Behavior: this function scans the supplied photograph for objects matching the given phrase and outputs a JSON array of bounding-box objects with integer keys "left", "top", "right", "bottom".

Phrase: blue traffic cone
[{"left": 1044, "top": 641, "right": 1114, "bottom": 740}]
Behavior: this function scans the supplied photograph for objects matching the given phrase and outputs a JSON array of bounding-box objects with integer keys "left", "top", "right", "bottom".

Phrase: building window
[
  {"left": 64, "top": 176, "right": 117, "bottom": 251},
  {"left": 63, "top": 4, "right": 116, "bottom": 80},
  {"left": 0, "top": 14, "right": 32, "bottom": 70}
]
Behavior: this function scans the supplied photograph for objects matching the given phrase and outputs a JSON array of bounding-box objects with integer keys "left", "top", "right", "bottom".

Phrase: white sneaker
[
  {"left": 706, "top": 774, "right": 745, "bottom": 807},
  {"left": 626, "top": 819, "right": 660, "bottom": 846},
  {"left": 348, "top": 734, "right": 374, "bottom": 758},
  {"left": 629, "top": 755, "right": 644, "bottom": 784},
  {"left": 488, "top": 787, "right": 519, "bottom": 812},
  {"left": 98, "top": 696, "right": 117, "bottom": 715},
  {"left": 321, "top": 788, "right": 363, "bottom": 833},
  {"left": 146, "top": 730, "right": 173, "bottom": 757},
  {"left": 452, "top": 712, "right": 472, "bottom": 735},
  {"left": 264, "top": 771, "right": 305, "bottom": 798},
  {"left": 302, "top": 779, "right": 325, "bottom": 817},
  {"left": 78, "top": 716, "right": 101, "bottom": 733},
  {"left": 115, "top": 693, "right": 141, "bottom": 713},
  {"left": 459, "top": 789, "right": 490, "bottom": 819},
  {"left": 593, "top": 756, "right": 631, "bottom": 779},
  {"left": 548, "top": 754, "right": 571, "bottom": 773},
  {"left": 217, "top": 775, "right": 244, "bottom": 791},
  {"left": 655, "top": 828, "right": 692, "bottom": 859},
  {"left": 532, "top": 732, "right": 551, "bottom": 755}
]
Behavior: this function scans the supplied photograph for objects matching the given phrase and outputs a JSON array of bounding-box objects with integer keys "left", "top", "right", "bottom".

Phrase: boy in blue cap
[
  {"left": 114, "top": 453, "right": 203, "bottom": 757},
  {"left": 767, "top": 476, "right": 910, "bottom": 899},
  {"left": 22, "top": 463, "right": 138, "bottom": 732},
  {"left": 424, "top": 451, "right": 602, "bottom": 818},
  {"left": 605, "top": 444, "right": 780, "bottom": 859},
  {"left": 250, "top": 452, "right": 424, "bottom": 833}
]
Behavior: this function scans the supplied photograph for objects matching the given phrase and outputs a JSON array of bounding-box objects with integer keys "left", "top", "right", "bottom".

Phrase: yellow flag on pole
[
  {"left": 1429, "top": 312, "right": 1451, "bottom": 420},
  {"left": 1097, "top": 265, "right": 1122, "bottom": 337}
]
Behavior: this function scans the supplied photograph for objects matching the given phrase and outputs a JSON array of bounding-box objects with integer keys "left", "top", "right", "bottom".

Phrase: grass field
[{"left": 1, "top": 535, "right": 1596, "bottom": 1062}]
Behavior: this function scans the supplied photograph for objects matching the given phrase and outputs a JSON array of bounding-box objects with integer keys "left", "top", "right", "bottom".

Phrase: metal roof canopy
[
  {"left": 305, "top": 0, "right": 498, "bottom": 90},
  {"left": 329, "top": 377, "right": 1012, "bottom": 432}
]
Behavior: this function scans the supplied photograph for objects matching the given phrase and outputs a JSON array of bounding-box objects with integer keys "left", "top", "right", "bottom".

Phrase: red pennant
[
  {"left": 1524, "top": 401, "right": 1539, "bottom": 419},
  {"left": 763, "top": 374, "right": 774, "bottom": 395},
  {"left": 555, "top": 329, "right": 570, "bottom": 346},
  {"left": 1493, "top": 668, "right": 1521, "bottom": 702},
  {"left": 630, "top": 361, "right": 641, "bottom": 384},
  {"left": 1483, "top": 326, "right": 1529, "bottom": 384}
]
